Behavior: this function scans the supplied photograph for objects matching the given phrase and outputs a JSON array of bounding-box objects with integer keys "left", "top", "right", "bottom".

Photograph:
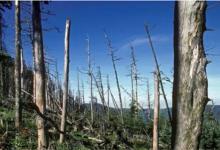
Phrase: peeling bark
[
  {"left": 172, "top": 1, "right": 208, "bottom": 150},
  {"left": 32, "top": 2, "right": 47, "bottom": 149}
]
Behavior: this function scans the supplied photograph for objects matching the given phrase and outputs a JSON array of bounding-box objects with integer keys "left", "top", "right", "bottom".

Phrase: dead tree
[
  {"left": 87, "top": 36, "right": 94, "bottom": 123},
  {"left": 21, "top": 2, "right": 59, "bottom": 104},
  {"left": 21, "top": 2, "right": 36, "bottom": 103},
  {"left": 107, "top": 75, "right": 110, "bottom": 120},
  {"left": 130, "top": 44, "right": 138, "bottom": 118},
  {"left": 172, "top": 1, "right": 208, "bottom": 149},
  {"left": 76, "top": 69, "right": 81, "bottom": 110},
  {"left": 145, "top": 24, "right": 172, "bottom": 125},
  {"left": 130, "top": 64, "right": 134, "bottom": 107},
  {"left": 92, "top": 67, "right": 106, "bottom": 112},
  {"left": 104, "top": 33, "right": 124, "bottom": 124},
  {"left": 20, "top": 47, "right": 24, "bottom": 94},
  {"left": 55, "top": 59, "right": 62, "bottom": 106},
  {"left": 146, "top": 79, "right": 151, "bottom": 120},
  {"left": 15, "top": 0, "right": 22, "bottom": 129},
  {"left": 81, "top": 80, "right": 85, "bottom": 104},
  {"left": 97, "top": 67, "right": 106, "bottom": 108},
  {"left": 32, "top": 1, "right": 47, "bottom": 149},
  {"left": 45, "top": 63, "right": 49, "bottom": 109},
  {"left": 153, "top": 71, "right": 159, "bottom": 150},
  {"left": 60, "top": 18, "right": 71, "bottom": 143}
]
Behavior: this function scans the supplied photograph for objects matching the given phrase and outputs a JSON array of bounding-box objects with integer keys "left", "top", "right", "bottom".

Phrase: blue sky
[{"left": 4, "top": 1, "right": 220, "bottom": 108}]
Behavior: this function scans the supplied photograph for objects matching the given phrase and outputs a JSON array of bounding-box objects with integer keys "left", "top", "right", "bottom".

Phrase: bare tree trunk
[
  {"left": 147, "top": 79, "right": 151, "bottom": 120},
  {"left": 55, "top": 60, "right": 61, "bottom": 106},
  {"left": 45, "top": 64, "right": 49, "bottom": 109},
  {"left": 15, "top": 0, "right": 22, "bottom": 129},
  {"left": 130, "top": 45, "right": 138, "bottom": 118},
  {"left": 130, "top": 64, "right": 134, "bottom": 107},
  {"left": 172, "top": 1, "right": 208, "bottom": 150},
  {"left": 145, "top": 25, "right": 172, "bottom": 125},
  {"left": 77, "top": 69, "right": 81, "bottom": 110},
  {"left": 31, "top": 28, "right": 36, "bottom": 104},
  {"left": 81, "top": 81, "right": 85, "bottom": 104},
  {"left": 20, "top": 47, "right": 24, "bottom": 95},
  {"left": 32, "top": 2, "right": 47, "bottom": 149},
  {"left": 92, "top": 67, "right": 106, "bottom": 112},
  {"left": 60, "top": 18, "right": 71, "bottom": 143},
  {"left": 87, "top": 36, "right": 94, "bottom": 123},
  {"left": 105, "top": 33, "right": 124, "bottom": 124},
  {"left": 153, "top": 71, "right": 159, "bottom": 150},
  {"left": 97, "top": 67, "right": 106, "bottom": 108},
  {"left": 107, "top": 75, "right": 110, "bottom": 120}
]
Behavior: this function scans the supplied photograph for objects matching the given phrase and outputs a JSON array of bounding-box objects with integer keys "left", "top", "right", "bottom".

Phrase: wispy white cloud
[{"left": 119, "top": 35, "right": 169, "bottom": 50}]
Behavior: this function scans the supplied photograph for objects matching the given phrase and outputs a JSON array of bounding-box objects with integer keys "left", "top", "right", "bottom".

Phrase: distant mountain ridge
[
  {"left": 159, "top": 105, "right": 220, "bottom": 121},
  {"left": 82, "top": 103, "right": 220, "bottom": 121}
]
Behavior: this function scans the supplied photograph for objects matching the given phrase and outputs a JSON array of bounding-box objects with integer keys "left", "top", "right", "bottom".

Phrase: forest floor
[
  {"left": 0, "top": 101, "right": 219, "bottom": 149},
  {"left": 0, "top": 102, "right": 160, "bottom": 150}
]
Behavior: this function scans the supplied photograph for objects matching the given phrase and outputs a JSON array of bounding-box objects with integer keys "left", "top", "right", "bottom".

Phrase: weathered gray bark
[
  {"left": 86, "top": 36, "right": 94, "bottom": 123},
  {"left": 97, "top": 67, "right": 106, "bottom": 108},
  {"left": 172, "top": 1, "right": 208, "bottom": 150},
  {"left": 60, "top": 19, "right": 71, "bottom": 143},
  {"left": 77, "top": 69, "right": 81, "bottom": 109},
  {"left": 145, "top": 25, "right": 172, "bottom": 125},
  {"left": 105, "top": 33, "right": 124, "bottom": 124},
  {"left": 107, "top": 75, "right": 110, "bottom": 120},
  {"left": 130, "top": 64, "right": 134, "bottom": 107},
  {"left": 147, "top": 79, "right": 151, "bottom": 119},
  {"left": 92, "top": 67, "right": 106, "bottom": 112},
  {"left": 81, "top": 81, "right": 85, "bottom": 104},
  {"left": 32, "top": 2, "right": 47, "bottom": 149},
  {"left": 20, "top": 47, "right": 24, "bottom": 93},
  {"left": 153, "top": 71, "right": 159, "bottom": 150},
  {"left": 15, "top": 0, "right": 22, "bottom": 129},
  {"left": 130, "top": 45, "right": 138, "bottom": 118}
]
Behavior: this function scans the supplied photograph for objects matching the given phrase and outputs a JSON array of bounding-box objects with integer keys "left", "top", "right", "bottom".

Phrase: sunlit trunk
[
  {"left": 60, "top": 18, "right": 71, "bottom": 143},
  {"left": 32, "top": 2, "right": 47, "bottom": 149},
  {"left": 172, "top": 1, "right": 208, "bottom": 149}
]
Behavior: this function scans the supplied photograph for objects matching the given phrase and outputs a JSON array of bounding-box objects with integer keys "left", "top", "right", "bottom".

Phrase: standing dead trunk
[
  {"left": 130, "top": 64, "right": 134, "bottom": 107},
  {"left": 145, "top": 25, "right": 172, "bottom": 125},
  {"left": 77, "top": 69, "right": 81, "bottom": 110},
  {"left": 32, "top": 2, "right": 47, "bottom": 149},
  {"left": 81, "top": 81, "right": 85, "bottom": 104},
  {"left": 15, "top": 0, "right": 22, "bottom": 129},
  {"left": 172, "top": 1, "right": 208, "bottom": 150},
  {"left": 104, "top": 33, "right": 124, "bottom": 124},
  {"left": 97, "top": 67, "right": 106, "bottom": 108},
  {"left": 92, "top": 67, "right": 106, "bottom": 112},
  {"left": 130, "top": 45, "right": 138, "bottom": 118},
  {"left": 107, "top": 75, "right": 110, "bottom": 120},
  {"left": 20, "top": 47, "right": 24, "bottom": 95},
  {"left": 147, "top": 79, "right": 151, "bottom": 120},
  {"left": 153, "top": 71, "right": 159, "bottom": 150},
  {"left": 87, "top": 36, "right": 94, "bottom": 123},
  {"left": 60, "top": 18, "right": 71, "bottom": 143}
]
